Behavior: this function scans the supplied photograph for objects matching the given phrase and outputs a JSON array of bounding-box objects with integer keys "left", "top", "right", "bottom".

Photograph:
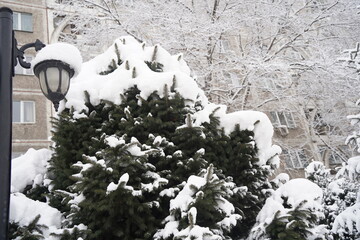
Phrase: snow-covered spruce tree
[
  {"left": 154, "top": 164, "right": 242, "bottom": 239},
  {"left": 9, "top": 36, "right": 281, "bottom": 239}
]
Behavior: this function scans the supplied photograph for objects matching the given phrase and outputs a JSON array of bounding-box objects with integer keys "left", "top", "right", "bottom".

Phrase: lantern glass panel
[
  {"left": 60, "top": 69, "right": 70, "bottom": 94},
  {"left": 39, "top": 71, "right": 48, "bottom": 95},
  {"left": 46, "top": 67, "right": 60, "bottom": 92}
]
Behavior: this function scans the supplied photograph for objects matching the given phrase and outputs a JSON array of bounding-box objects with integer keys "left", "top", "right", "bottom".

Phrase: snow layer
[
  {"left": 332, "top": 202, "right": 360, "bottom": 237},
  {"left": 271, "top": 172, "right": 289, "bottom": 187},
  {"left": 336, "top": 156, "right": 360, "bottom": 180},
  {"left": 32, "top": 42, "right": 82, "bottom": 77},
  {"left": 249, "top": 178, "right": 324, "bottom": 238},
  {"left": 10, "top": 193, "right": 62, "bottom": 228},
  {"left": 11, "top": 148, "right": 52, "bottom": 193},
  {"left": 59, "top": 36, "right": 207, "bottom": 114}
]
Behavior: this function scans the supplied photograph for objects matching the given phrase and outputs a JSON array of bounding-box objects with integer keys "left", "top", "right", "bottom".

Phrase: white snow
[
  {"left": 305, "top": 161, "right": 327, "bottom": 176},
  {"left": 271, "top": 178, "right": 323, "bottom": 210},
  {"left": 32, "top": 42, "right": 82, "bottom": 77},
  {"left": 11, "top": 148, "right": 52, "bottom": 193},
  {"left": 170, "top": 175, "right": 206, "bottom": 216},
  {"left": 249, "top": 178, "right": 324, "bottom": 239},
  {"left": 159, "top": 187, "right": 179, "bottom": 197},
  {"left": 271, "top": 173, "right": 289, "bottom": 187},
  {"left": 346, "top": 156, "right": 360, "bottom": 180},
  {"left": 332, "top": 202, "right": 360, "bottom": 237},
  {"left": 189, "top": 207, "right": 197, "bottom": 225},
  {"left": 105, "top": 135, "right": 126, "bottom": 147},
  {"left": 106, "top": 173, "right": 129, "bottom": 194},
  {"left": 10, "top": 193, "right": 62, "bottom": 228},
  {"left": 336, "top": 156, "right": 360, "bottom": 180},
  {"left": 154, "top": 217, "right": 179, "bottom": 239}
]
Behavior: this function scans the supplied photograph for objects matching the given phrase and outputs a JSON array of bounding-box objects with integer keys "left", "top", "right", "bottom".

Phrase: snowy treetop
[
  {"left": 58, "top": 36, "right": 280, "bottom": 166},
  {"left": 60, "top": 36, "right": 207, "bottom": 115}
]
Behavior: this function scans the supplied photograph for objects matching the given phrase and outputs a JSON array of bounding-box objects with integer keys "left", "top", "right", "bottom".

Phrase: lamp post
[{"left": 0, "top": 7, "right": 77, "bottom": 239}]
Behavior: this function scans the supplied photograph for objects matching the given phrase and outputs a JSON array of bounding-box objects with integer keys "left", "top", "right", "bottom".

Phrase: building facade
[
  {"left": 2, "top": 0, "right": 353, "bottom": 178},
  {"left": 0, "top": 0, "right": 53, "bottom": 157}
]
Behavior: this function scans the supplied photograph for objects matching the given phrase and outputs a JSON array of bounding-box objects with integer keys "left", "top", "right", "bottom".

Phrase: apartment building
[{"left": 0, "top": 0, "right": 53, "bottom": 157}]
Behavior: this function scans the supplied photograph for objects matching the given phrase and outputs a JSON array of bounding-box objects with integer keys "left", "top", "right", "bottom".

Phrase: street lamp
[{"left": 0, "top": 7, "right": 78, "bottom": 240}]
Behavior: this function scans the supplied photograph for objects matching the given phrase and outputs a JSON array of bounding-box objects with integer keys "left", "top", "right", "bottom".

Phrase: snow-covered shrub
[
  {"left": 305, "top": 161, "right": 331, "bottom": 189},
  {"left": 331, "top": 201, "right": 360, "bottom": 239},
  {"left": 248, "top": 178, "right": 326, "bottom": 240},
  {"left": 327, "top": 159, "right": 360, "bottom": 239}
]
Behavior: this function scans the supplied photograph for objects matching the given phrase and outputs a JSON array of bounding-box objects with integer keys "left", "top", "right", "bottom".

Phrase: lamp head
[{"left": 33, "top": 60, "right": 75, "bottom": 111}]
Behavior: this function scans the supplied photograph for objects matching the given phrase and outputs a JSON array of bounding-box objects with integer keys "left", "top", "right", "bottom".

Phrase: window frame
[
  {"left": 12, "top": 100, "right": 36, "bottom": 124},
  {"left": 13, "top": 11, "right": 33, "bottom": 32},
  {"left": 218, "top": 39, "right": 230, "bottom": 53},
  {"left": 319, "top": 145, "right": 347, "bottom": 165},
  {"left": 283, "top": 149, "right": 308, "bottom": 169},
  {"left": 222, "top": 70, "right": 241, "bottom": 87},
  {"left": 270, "top": 111, "right": 296, "bottom": 128}
]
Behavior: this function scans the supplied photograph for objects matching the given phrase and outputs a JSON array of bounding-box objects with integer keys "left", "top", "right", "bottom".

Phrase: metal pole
[{"left": 0, "top": 7, "right": 13, "bottom": 240}]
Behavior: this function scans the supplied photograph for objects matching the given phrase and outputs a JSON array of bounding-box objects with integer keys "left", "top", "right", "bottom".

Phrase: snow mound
[
  {"left": 10, "top": 193, "right": 62, "bottom": 228},
  {"left": 256, "top": 178, "right": 323, "bottom": 225},
  {"left": 271, "top": 173, "right": 290, "bottom": 187},
  {"left": 11, "top": 148, "right": 52, "bottom": 193}
]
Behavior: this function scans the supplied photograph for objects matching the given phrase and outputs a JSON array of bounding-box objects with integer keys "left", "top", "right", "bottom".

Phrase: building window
[
  {"left": 222, "top": 71, "right": 240, "bottom": 87},
  {"left": 270, "top": 111, "right": 296, "bottom": 128},
  {"left": 13, "top": 101, "right": 35, "bottom": 123},
  {"left": 283, "top": 149, "right": 308, "bottom": 168},
  {"left": 263, "top": 77, "right": 290, "bottom": 90},
  {"left": 263, "top": 78, "right": 276, "bottom": 90},
  {"left": 319, "top": 146, "right": 347, "bottom": 165},
  {"left": 218, "top": 39, "right": 230, "bottom": 53},
  {"left": 13, "top": 12, "right": 33, "bottom": 32},
  {"left": 15, "top": 55, "right": 33, "bottom": 75},
  {"left": 329, "top": 152, "right": 344, "bottom": 165}
]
